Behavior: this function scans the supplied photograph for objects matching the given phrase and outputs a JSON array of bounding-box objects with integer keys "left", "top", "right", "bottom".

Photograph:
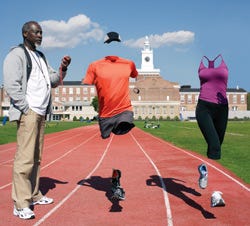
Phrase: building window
[
  {"left": 181, "top": 106, "right": 186, "bottom": 111},
  {"left": 52, "top": 115, "right": 60, "bottom": 120},
  {"left": 240, "top": 95, "right": 245, "bottom": 103},
  {"left": 83, "top": 87, "right": 88, "bottom": 94},
  {"left": 149, "top": 106, "right": 153, "bottom": 114},
  {"left": 62, "top": 87, "right": 66, "bottom": 94},
  {"left": 55, "top": 88, "right": 59, "bottom": 94},
  {"left": 156, "top": 106, "right": 161, "bottom": 114},
  {"left": 170, "top": 105, "right": 174, "bottom": 114},
  {"left": 233, "top": 95, "right": 237, "bottom": 104},
  {"left": 142, "top": 106, "right": 145, "bottom": 114},
  {"left": 195, "top": 95, "right": 199, "bottom": 103},
  {"left": 166, "top": 96, "right": 169, "bottom": 101},
  {"left": 69, "top": 97, "right": 73, "bottom": 102},
  {"left": 54, "top": 97, "right": 59, "bottom": 102},
  {"left": 90, "top": 87, "right": 95, "bottom": 94},
  {"left": 232, "top": 106, "right": 238, "bottom": 111},
  {"left": 76, "top": 88, "right": 80, "bottom": 95},
  {"left": 69, "top": 88, "right": 73, "bottom": 94},
  {"left": 187, "top": 95, "right": 192, "bottom": 103},
  {"left": 180, "top": 95, "right": 185, "bottom": 103},
  {"left": 163, "top": 106, "right": 167, "bottom": 114}
]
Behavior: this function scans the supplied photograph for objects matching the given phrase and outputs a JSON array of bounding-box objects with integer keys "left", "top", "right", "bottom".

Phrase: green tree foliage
[
  {"left": 91, "top": 96, "right": 99, "bottom": 112},
  {"left": 247, "top": 93, "right": 250, "bottom": 110}
]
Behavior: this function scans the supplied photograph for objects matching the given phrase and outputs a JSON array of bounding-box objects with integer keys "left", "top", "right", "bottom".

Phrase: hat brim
[{"left": 104, "top": 38, "right": 121, "bottom": 44}]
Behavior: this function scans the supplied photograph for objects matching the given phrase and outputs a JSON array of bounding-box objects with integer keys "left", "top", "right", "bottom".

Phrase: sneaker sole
[
  {"left": 32, "top": 200, "right": 53, "bottom": 205},
  {"left": 198, "top": 177, "right": 208, "bottom": 189},
  {"left": 13, "top": 209, "right": 35, "bottom": 220},
  {"left": 211, "top": 200, "right": 226, "bottom": 207},
  {"left": 111, "top": 194, "right": 125, "bottom": 201},
  {"left": 198, "top": 164, "right": 208, "bottom": 189}
]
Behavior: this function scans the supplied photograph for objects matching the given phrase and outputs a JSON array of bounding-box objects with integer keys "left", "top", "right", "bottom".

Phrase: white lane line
[
  {"left": 0, "top": 159, "right": 13, "bottom": 165},
  {"left": 0, "top": 126, "right": 97, "bottom": 154},
  {"left": 0, "top": 127, "right": 96, "bottom": 163},
  {"left": 168, "top": 124, "right": 249, "bottom": 137},
  {"left": 145, "top": 131, "right": 250, "bottom": 192},
  {"left": 130, "top": 133, "right": 173, "bottom": 226},
  {"left": 0, "top": 132, "right": 99, "bottom": 190},
  {"left": 0, "top": 130, "right": 72, "bottom": 154},
  {"left": 33, "top": 135, "right": 113, "bottom": 226}
]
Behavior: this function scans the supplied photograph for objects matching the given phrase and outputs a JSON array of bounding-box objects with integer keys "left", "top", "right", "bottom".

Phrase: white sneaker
[
  {"left": 33, "top": 196, "right": 53, "bottom": 205},
  {"left": 198, "top": 163, "right": 208, "bottom": 189},
  {"left": 13, "top": 206, "right": 35, "bottom": 220},
  {"left": 211, "top": 191, "right": 225, "bottom": 207}
]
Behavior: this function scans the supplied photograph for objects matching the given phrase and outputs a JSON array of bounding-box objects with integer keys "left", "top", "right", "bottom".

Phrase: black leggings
[{"left": 195, "top": 99, "right": 228, "bottom": 159}]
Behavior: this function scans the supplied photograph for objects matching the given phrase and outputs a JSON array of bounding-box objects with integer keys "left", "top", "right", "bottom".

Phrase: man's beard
[{"left": 35, "top": 42, "right": 41, "bottom": 48}]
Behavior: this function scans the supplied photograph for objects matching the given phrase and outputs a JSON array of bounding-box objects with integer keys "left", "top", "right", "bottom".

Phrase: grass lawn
[
  {"left": 135, "top": 120, "right": 250, "bottom": 184},
  {"left": 0, "top": 120, "right": 249, "bottom": 184},
  {"left": 0, "top": 121, "right": 94, "bottom": 144}
]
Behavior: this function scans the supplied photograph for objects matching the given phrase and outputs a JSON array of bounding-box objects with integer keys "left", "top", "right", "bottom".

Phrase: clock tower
[
  {"left": 138, "top": 36, "right": 160, "bottom": 75},
  {"left": 141, "top": 36, "right": 154, "bottom": 70}
]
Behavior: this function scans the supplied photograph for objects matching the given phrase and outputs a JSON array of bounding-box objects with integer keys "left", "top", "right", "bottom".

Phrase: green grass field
[
  {"left": 0, "top": 120, "right": 249, "bottom": 184},
  {"left": 135, "top": 120, "right": 250, "bottom": 184},
  {"left": 0, "top": 121, "right": 92, "bottom": 144}
]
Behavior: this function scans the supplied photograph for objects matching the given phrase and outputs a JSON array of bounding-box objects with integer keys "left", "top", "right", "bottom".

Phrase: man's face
[{"left": 24, "top": 23, "right": 42, "bottom": 47}]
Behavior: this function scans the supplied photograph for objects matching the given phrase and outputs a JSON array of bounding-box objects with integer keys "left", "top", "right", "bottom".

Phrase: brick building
[
  {"left": 0, "top": 37, "right": 248, "bottom": 120},
  {"left": 179, "top": 85, "right": 248, "bottom": 120},
  {"left": 130, "top": 36, "right": 180, "bottom": 120}
]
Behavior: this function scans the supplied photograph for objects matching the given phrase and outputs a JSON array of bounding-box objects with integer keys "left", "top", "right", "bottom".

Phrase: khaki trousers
[{"left": 12, "top": 109, "right": 45, "bottom": 209}]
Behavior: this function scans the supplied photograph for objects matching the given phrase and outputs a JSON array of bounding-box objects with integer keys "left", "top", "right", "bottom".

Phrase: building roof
[
  {"left": 179, "top": 85, "right": 247, "bottom": 93},
  {"left": 62, "top": 81, "right": 83, "bottom": 86},
  {"left": 61, "top": 82, "right": 247, "bottom": 93}
]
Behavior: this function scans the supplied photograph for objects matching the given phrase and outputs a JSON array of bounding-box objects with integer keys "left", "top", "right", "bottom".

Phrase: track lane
[
  {"left": 130, "top": 128, "right": 250, "bottom": 226},
  {"left": 0, "top": 126, "right": 99, "bottom": 188},
  {"left": 0, "top": 125, "right": 249, "bottom": 226},
  {"left": 33, "top": 131, "right": 169, "bottom": 226},
  {"left": 0, "top": 125, "right": 107, "bottom": 225}
]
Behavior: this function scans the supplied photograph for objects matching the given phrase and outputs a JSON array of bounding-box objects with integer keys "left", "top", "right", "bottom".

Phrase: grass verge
[{"left": 135, "top": 121, "right": 250, "bottom": 184}]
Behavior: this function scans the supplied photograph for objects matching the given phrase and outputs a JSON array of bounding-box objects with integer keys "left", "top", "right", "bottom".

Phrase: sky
[{"left": 1, "top": 0, "right": 250, "bottom": 91}]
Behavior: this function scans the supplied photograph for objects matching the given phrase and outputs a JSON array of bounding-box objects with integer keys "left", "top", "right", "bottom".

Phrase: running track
[{"left": 0, "top": 125, "right": 249, "bottom": 226}]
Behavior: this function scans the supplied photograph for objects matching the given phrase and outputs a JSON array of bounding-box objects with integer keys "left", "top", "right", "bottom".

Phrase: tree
[
  {"left": 91, "top": 96, "right": 99, "bottom": 112},
  {"left": 247, "top": 93, "right": 250, "bottom": 110}
]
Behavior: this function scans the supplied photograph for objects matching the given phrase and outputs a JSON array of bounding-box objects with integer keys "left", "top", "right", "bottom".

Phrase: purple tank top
[{"left": 198, "top": 54, "right": 228, "bottom": 104}]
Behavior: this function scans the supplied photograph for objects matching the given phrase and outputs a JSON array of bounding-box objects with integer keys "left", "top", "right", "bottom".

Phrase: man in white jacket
[{"left": 3, "top": 21, "right": 71, "bottom": 220}]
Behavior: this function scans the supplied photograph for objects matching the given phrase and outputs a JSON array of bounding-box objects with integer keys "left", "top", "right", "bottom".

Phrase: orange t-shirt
[{"left": 83, "top": 56, "right": 138, "bottom": 117}]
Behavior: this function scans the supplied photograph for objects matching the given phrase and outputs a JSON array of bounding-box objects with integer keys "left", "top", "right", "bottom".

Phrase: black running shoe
[
  {"left": 111, "top": 169, "right": 125, "bottom": 200},
  {"left": 111, "top": 186, "right": 125, "bottom": 200}
]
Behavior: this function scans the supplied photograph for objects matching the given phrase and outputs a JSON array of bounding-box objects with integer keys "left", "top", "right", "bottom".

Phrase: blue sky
[{"left": 1, "top": 0, "right": 250, "bottom": 91}]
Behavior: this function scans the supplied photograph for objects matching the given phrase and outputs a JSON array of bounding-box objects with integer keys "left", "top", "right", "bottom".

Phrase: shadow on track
[
  {"left": 77, "top": 176, "right": 123, "bottom": 212},
  {"left": 39, "top": 177, "right": 68, "bottom": 195},
  {"left": 146, "top": 175, "right": 215, "bottom": 219}
]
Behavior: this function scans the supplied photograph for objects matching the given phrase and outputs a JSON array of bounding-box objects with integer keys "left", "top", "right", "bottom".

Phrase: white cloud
[
  {"left": 40, "top": 14, "right": 104, "bottom": 49},
  {"left": 124, "top": 31, "right": 195, "bottom": 49},
  {"left": 39, "top": 15, "right": 194, "bottom": 51}
]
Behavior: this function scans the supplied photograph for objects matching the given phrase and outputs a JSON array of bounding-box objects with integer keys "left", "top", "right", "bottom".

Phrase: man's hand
[{"left": 61, "top": 56, "right": 71, "bottom": 71}]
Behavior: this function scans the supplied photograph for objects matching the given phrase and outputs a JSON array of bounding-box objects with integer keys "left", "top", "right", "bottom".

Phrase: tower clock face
[{"left": 145, "top": 56, "right": 150, "bottom": 62}]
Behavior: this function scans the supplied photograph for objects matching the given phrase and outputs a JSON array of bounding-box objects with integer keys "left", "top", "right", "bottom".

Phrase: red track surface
[{"left": 0, "top": 125, "right": 249, "bottom": 226}]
